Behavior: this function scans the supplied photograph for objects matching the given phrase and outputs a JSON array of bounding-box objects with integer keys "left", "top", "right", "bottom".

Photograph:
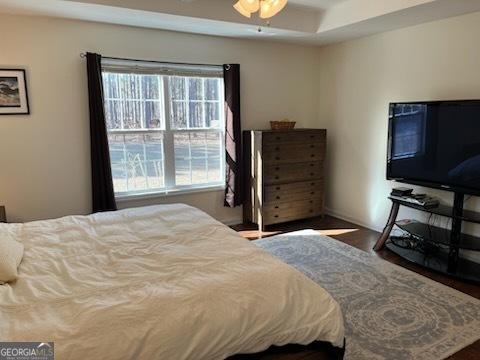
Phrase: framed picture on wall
[{"left": 0, "top": 69, "right": 30, "bottom": 115}]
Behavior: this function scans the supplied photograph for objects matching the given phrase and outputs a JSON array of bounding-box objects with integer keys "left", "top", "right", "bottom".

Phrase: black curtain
[
  {"left": 223, "top": 64, "right": 243, "bottom": 207},
  {"left": 86, "top": 52, "right": 117, "bottom": 213}
]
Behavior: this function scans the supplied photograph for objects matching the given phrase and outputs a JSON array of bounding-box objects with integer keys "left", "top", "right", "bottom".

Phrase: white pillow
[{"left": 0, "top": 236, "right": 24, "bottom": 284}]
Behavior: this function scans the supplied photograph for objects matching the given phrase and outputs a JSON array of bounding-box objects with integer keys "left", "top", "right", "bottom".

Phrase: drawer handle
[
  {"left": 276, "top": 136, "right": 281, "bottom": 140},
  {"left": 275, "top": 157, "right": 280, "bottom": 160},
  {"left": 276, "top": 186, "right": 280, "bottom": 190},
  {"left": 309, "top": 200, "right": 313, "bottom": 204},
  {"left": 275, "top": 206, "right": 279, "bottom": 209},
  {"left": 275, "top": 176, "right": 280, "bottom": 180},
  {"left": 275, "top": 167, "right": 280, "bottom": 171},
  {"left": 310, "top": 135, "right": 315, "bottom": 138},
  {"left": 311, "top": 154, "right": 315, "bottom": 157},
  {"left": 276, "top": 196, "right": 281, "bottom": 199},
  {"left": 310, "top": 173, "right": 315, "bottom": 176},
  {"left": 310, "top": 164, "right": 314, "bottom": 167},
  {"left": 310, "top": 192, "right": 315, "bottom": 195},
  {"left": 275, "top": 147, "right": 279, "bottom": 151},
  {"left": 310, "top": 182, "right": 315, "bottom": 186},
  {"left": 309, "top": 209, "right": 314, "bottom": 213},
  {"left": 274, "top": 215, "right": 279, "bottom": 218},
  {"left": 310, "top": 144, "right": 315, "bottom": 148}
]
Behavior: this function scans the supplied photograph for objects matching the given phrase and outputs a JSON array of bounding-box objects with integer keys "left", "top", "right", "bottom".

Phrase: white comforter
[{"left": 0, "top": 204, "right": 344, "bottom": 359}]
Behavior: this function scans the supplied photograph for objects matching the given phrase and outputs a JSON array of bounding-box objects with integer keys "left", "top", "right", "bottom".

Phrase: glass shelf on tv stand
[
  {"left": 395, "top": 219, "right": 480, "bottom": 251},
  {"left": 388, "top": 196, "right": 480, "bottom": 224},
  {"left": 385, "top": 237, "right": 480, "bottom": 283}
]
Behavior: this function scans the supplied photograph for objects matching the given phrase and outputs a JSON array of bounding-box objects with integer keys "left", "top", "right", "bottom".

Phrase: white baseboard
[{"left": 325, "top": 207, "right": 383, "bottom": 233}]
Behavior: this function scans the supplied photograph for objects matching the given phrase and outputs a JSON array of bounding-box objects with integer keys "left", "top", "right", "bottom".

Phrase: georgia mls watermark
[{"left": 0, "top": 342, "right": 54, "bottom": 360}]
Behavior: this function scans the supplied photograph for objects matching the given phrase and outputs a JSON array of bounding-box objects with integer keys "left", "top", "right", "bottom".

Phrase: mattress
[{"left": 0, "top": 204, "right": 344, "bottom": 359}]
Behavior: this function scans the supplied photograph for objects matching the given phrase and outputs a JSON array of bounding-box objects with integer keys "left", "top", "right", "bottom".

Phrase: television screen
[{"left": 387, "top": 100, "right": 480, "bottom": 195}]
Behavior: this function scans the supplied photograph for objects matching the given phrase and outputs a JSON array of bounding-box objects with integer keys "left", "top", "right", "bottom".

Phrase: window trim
[
  {"left": 115, "top": 183, "right": 226, "bottom": 203},
  {"left": 102, "top": 60, "right": 226, "bottom": 200}
]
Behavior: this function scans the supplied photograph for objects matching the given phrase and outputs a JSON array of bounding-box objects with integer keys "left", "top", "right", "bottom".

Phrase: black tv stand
[{"left": 374, "top": 192, "right": 480, "bottom": 283}]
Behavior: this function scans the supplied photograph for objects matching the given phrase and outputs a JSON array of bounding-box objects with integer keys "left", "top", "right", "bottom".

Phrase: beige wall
[
  {"left": 6, "top": 8, "right": 480, "bottom": 235},
  {"left": 0, "top": 14, "right": 320, "bottom": 223},
  {"left": 317, "top": 11, "right": 480, "bottom": 259}
]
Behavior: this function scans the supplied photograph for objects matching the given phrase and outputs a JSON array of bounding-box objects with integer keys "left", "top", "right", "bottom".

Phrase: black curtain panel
[
  {"left": 86, "top": 52, "right": 117, "bottom": 213},
  {"left": 223, "top": 64, "right": 243, "bottom": 207}
]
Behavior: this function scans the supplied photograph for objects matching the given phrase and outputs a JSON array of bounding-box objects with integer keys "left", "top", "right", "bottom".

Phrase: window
[
  {"left": 391, "top": 104, "right": 427, "bottom": 160},
  {"left": 102, "top": 61, "right": 225, "bottom": 198}
]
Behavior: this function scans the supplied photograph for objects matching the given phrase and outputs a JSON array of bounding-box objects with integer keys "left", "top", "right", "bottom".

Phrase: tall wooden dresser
[{"left": 243, "top": 129, "right": 326, "bottom": 230}]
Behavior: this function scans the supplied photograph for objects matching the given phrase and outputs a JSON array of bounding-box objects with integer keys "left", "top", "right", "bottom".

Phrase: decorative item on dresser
[
  {"left": 243, "top": 129, "right": 326, "bottom": 231},
  {"left": 0, "top": 206, "right": 6, "bottom": 223}
]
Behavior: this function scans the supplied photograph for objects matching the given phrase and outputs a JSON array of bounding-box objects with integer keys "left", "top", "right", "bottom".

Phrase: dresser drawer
[
  {"left": 264, "top": 202, "right": 323, "bottom": 225},
  {"left": 264, "top": 180, "right": 323, "bottom": 203},
  {"left": 263, "top": 130, "right": 325, "bottom": 145},
  {"left": 263, "top": 142, "right": 325, "bottom": 164},
  {"left": 264, "top": 162, "right": 323, "bottom": 184},
  {"left": 264, "top": 198, "right": 321, "bottom": 212}
]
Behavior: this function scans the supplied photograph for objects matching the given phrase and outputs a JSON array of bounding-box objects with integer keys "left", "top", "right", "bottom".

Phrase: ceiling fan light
[
  {"left": 260, "top": 0, "right": 287, "bottom": 19},
  {"left": 234, "top": 1, "right": 252, "bottom": 18},
  {"left": 238, "top": 0, "right": 260, "bottom": 13}
]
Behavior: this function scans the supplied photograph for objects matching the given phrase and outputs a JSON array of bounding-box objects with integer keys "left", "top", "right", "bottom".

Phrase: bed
[{"left": 0, "top": 204, "right": 344, "bottom": 359}]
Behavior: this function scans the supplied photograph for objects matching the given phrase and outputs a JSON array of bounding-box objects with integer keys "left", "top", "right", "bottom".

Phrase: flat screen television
[{"left": 387, "top": 100, "right": 480, "bottom": 196}]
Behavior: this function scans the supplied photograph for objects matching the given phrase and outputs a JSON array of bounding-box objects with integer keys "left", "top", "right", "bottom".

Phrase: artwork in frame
[{"left": 0, "top": 69, "right": 29, "bottom": 115}]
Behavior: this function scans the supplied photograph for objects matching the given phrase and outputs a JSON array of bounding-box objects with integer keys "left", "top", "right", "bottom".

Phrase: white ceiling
[{"left": 1, "top": 0, "right": 480, "bottom": 46}]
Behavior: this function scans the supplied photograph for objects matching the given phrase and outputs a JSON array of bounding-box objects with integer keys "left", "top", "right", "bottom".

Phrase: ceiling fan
[{"left": 233, "top": 0, "right": 288, "bottom": 19}]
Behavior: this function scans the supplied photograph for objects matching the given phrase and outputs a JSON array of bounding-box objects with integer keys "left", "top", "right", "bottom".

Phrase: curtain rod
[{"left": 79, "top": 52, "right": 224, "bottom": 68}]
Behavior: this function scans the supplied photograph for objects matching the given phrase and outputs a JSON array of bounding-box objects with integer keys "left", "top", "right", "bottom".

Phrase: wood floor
[{"left": 230, "top": 215, "right": 480, "bottom": 360}]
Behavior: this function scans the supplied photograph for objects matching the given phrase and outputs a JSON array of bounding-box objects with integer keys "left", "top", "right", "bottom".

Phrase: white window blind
[{"left": 101, "top": 59, "right": 225, "bottom": 198}]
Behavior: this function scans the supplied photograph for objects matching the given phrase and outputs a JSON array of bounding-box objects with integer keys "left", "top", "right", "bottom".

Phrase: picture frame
[{"left": 0, "top": 69, "right": 30, "bottom": 115}]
